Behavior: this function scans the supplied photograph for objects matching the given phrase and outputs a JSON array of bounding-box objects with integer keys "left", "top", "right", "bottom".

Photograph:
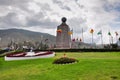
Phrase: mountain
[{"left": 0, "top": 29, "right": 56, "bottom": 47}]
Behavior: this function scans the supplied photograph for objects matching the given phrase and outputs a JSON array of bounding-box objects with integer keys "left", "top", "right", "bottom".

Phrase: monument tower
[{"left": 56, "top": 17, "right": 71, "bottom": 49}]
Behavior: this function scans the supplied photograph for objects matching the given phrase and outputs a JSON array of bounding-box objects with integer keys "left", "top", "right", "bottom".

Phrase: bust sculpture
[{"left": 61, "top": 17, "right": 67, "bottom": 23}]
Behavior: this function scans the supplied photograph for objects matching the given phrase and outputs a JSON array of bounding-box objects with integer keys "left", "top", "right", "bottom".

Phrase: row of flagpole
[
  {"left": 69, "top": 28, "right": 119, "bottom": 45},
  {"left": 57, "top": 28, "right": 119, "bottom": 45},
  {"left": 89, "top": 29, "right": 118, "bottom": 45}
]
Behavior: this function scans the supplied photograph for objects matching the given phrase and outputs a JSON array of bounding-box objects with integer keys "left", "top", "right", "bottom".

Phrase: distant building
[{"left": 56, "top": 17, "right": 71, "bottom": 49}]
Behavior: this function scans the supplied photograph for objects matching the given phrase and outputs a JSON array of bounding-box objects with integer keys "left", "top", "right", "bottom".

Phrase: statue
[{"left": 56, "top": 17, "right": 71, "bottom": 49}]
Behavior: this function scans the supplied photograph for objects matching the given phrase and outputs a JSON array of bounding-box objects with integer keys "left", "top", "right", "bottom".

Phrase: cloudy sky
[{"left": 0, "top": 0, "right": 120, "bottom": 44}]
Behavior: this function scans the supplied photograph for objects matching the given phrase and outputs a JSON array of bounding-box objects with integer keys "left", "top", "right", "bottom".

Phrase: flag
[
  {"left": 90, "top": 29, "right": 94, "bottom": 33},
  {"left": 108, "top": 32, "right": 111, "bottom": 36},
  {"left": 80, "top": 38, "right": 82, "bottom": 42},
  {"left": 115, "top": 32, "right": 118, "bottom": 36},
  {"left": 68, "top": 29, "right": 73, "bottom": 35},
  {"left": 76, "top": 38, "right": 78, "bottom": 41},
  {"left": 72, "top": 38, "right": 75, "bottom": 42},
  {"left": 97, "top": 30, "right": 102, "bottom": 35},
  {"left": 57, "top": 29, "right": 62, "bottom": 33}
]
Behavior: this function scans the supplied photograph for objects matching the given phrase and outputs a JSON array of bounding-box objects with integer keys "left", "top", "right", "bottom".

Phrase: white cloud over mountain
[{"left": 0, "top": 0, "right": 120, "bottom": 44}]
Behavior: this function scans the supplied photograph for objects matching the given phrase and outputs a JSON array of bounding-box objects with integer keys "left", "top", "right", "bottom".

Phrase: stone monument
[{"left": 56, "top": 17, "right": 71, "bottom": 49}]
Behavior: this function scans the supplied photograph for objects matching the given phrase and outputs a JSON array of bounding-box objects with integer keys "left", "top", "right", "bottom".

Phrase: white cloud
[{"left": 0, "top": 0, "right": 120, "bottom": 44}]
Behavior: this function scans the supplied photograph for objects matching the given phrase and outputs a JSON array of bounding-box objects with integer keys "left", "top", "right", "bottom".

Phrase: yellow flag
[
  {"left": 68, "top": 29, "right": 73, "bottom": 35},
  {"left": 68, "top": 31, "right": 73, "bottom": 35},
  {"left": 90, "top": 29, "right": 94, "bottom": 33}
]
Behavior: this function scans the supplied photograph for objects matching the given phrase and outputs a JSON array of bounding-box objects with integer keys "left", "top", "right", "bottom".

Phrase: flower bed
[
  {"left": 53, "top": 57, "right": 78, "bottom": 64},
  {"left": 6, "top": 51, "right": 54, "bottom": 57},
  {"left": 6, "top": 50, "right": 25, "bottom": 57}
]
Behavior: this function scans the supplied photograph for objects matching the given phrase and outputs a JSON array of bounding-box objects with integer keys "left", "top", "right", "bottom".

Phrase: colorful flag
[
  {"left": 108, "top": 32, "right": 111, "bottom": 36},
  {"left": 97, "top": 30, "right": 102, "bottom": 35},
  {"left": 76, "top": 38, "right": 78, "bottom": 41},
  {"left": 72, "top": 38, "right": 75, "bottom": 42},
  {"left": 90, "top": 29, "right": 94, "bottom": 33},
  {"left": 80, "top": 38, "right": 82, "bottom": 42},
  {"left": 57, "top": 29, "right": 62, "bottom": 33},
  {"left": 68, "top": 29, "right": 73, "bottom": 35},
  {"left": 115, "top": 32, "right": 118, "bottom": 36}
]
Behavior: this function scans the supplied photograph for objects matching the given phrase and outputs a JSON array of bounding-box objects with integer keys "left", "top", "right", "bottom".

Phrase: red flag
[
  {"left": 80, "top": 38, "right": 82, "bottom": 42},
  {"left": 57, "top": 29, "right": 62, "bottom": 33},
  {"left": 72, "top": 38, "right": 75, "bottom": 42},
  {"left": 115, "top": 32, "right": 118, "bottom": 36}
]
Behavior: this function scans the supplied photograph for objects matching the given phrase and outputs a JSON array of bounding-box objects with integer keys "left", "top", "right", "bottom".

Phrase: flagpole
[
  {"left": 101, "top": 31, "right": 103, "bottom": 46},
  {"left": 116, "top": 35, "right": 117, "bottom": 42},
  {"left": 92, "top": 33, "right": 93, "bottom": 44},
  {"left": 109, "top": 35, "right": 111, "bottom": 45},
  {"left": 70, "top": 33, "right": 72, "bottom": 49},
  {"left": 101, "top": 33, "right": 103, "bottom": 45},
  {"left": 115, "top": 32, "right": 118, "bottom": 42},
  {"left": 70, "top": 29, "right": 73, "bottom": 49},
  {"left": 90, "top": 29, "right": 94, "bottom": 45},
  {"left": 108, "top": 31, "right": 111, "bottom": 45},
  {"left": 111, "top": 36, "right": 113, "bottom": 44},
  {"left": 82, "top": 28, "right": 84, "bottom": 42}
]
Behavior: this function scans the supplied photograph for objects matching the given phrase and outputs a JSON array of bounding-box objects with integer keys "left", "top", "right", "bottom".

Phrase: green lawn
[{"left": 0, "top": 52, "right": 120, "bottom": 80}]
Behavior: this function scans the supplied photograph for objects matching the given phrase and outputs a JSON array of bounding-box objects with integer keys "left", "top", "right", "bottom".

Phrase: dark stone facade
[{"left": 56, "top": 17, "right": 71, "bottom": 49}]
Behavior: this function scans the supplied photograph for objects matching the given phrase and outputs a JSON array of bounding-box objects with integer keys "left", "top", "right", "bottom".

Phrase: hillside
[{"left": 0, "top": 29, "right": 56, "bottom": 47}]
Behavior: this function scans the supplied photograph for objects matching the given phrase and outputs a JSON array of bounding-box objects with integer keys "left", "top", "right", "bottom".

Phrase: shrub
[{"left": 53, "top": 57, "right": 78, "bottom": 64}]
